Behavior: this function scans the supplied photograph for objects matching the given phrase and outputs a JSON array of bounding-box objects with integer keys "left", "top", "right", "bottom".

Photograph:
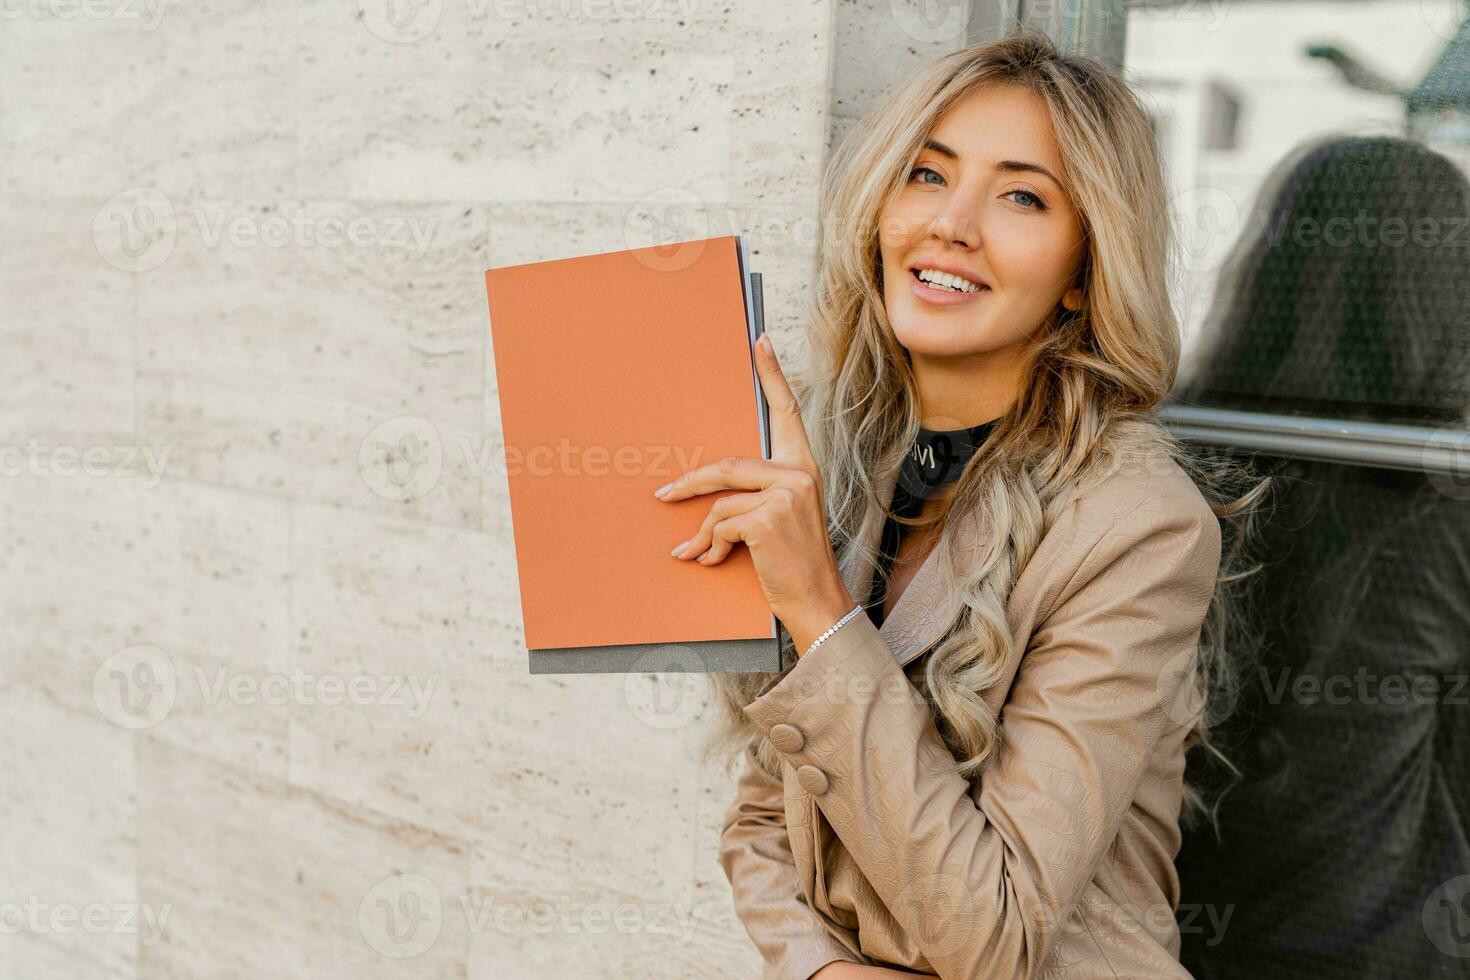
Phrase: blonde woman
[{"left": 663, "top": 29, "right": 1262, "bottom": 979}]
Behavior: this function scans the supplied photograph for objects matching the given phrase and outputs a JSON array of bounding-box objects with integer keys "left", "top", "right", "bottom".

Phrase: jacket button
[
  {"left": 796, "top": 764, "right": 829, "bottom": 796},
  {"left": 768, "top": 723, "right": 805, "bottom": 753}
]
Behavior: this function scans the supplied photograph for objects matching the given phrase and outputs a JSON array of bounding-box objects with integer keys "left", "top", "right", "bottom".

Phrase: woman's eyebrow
[{"left": 921, "top": 137, "right": 1062, "bottom": 188}]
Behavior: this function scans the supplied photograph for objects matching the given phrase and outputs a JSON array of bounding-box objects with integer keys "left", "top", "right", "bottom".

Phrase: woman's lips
[{"left": 909, "top": 268, "right": 990, "bottom": 306}]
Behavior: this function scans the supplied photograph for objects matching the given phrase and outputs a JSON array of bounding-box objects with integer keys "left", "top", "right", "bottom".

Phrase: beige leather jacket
[{"left": 718, "top": 452, "right": 1222, "bottom": 979}]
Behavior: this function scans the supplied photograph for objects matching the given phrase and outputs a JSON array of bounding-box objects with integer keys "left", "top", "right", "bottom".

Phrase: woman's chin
[{"left": 891, "top": 323, "right": 989, "bottom": 359}]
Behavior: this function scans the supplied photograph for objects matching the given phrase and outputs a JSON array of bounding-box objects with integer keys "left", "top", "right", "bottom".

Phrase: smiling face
[{"left": 878, "top": 82, "right": 1087, "bottom": 372}]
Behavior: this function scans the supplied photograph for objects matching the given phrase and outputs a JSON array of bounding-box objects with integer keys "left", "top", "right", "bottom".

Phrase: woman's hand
[{"left": 652, "top": 333, "right": 855, "bottom": 653}]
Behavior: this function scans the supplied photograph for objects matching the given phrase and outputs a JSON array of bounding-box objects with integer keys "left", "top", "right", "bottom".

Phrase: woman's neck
[{"left": 910, "top": 347, "right": 1023, "bottom": 428}]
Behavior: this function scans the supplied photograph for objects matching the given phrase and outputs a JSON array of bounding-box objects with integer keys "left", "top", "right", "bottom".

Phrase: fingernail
[
  {"left": 670, "top": 540, "right": 688, "bottom": 557},
  {"left": 654, "top": 482, "right": 672, "bottom": 498}
]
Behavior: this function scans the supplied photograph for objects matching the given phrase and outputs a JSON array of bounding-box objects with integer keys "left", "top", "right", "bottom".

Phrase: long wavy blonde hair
[{"left": 702, "top": 28, "right": 1268, "bottom": 832}]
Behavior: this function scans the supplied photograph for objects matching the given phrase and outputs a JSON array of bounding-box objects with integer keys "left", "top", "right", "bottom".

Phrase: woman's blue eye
[
  {"left": 1005, "top": 189, "right": 1047, "bottom": 211},
  {"left": 910, "top": 168, "right": 1047, "bottom": 212}
]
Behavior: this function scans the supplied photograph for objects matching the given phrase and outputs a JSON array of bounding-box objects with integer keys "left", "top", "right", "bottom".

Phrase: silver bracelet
[{"left": 802, "top": 604, "right": 865, "bottom": 658}]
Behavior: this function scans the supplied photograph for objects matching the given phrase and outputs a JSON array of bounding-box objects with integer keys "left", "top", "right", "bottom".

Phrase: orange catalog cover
[{"left": 485, "top": 234, "right": 782, "bottom": 674}]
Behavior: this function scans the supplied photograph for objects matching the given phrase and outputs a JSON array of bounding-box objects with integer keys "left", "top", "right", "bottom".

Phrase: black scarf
[
  {"left": 893, "top": 418, "right": 1000, "bottom": 510},
  {"left": 867, "top": 416, "right": 998, "bottom": 627}
]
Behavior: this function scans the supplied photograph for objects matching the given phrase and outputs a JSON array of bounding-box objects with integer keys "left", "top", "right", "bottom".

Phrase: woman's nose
[{"left": 926, "top": 201, "right": 982, "bottom": 250}]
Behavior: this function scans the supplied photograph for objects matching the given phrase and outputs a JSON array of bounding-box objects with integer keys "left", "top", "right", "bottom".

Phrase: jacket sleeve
[
  {"left": 718, "top": 740, "right": 864, "bottom": 980},
  {"left": 740, "top": 491, "right": 1222, "bottom": 979}
]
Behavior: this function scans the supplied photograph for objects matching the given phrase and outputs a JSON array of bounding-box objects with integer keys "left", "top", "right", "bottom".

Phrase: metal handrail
[{"left": 1159, "top": 404, "right": 1470, "bottom": 475}]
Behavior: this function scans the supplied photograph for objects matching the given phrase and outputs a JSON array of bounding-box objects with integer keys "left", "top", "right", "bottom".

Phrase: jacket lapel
[{"left": 842, "top": 467, "right": 986, "bottom": 670}]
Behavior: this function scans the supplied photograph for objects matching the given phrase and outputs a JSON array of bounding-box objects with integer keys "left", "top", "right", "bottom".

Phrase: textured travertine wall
[{"left": 0, "top": 1, "right": 978, "bottom": 976}]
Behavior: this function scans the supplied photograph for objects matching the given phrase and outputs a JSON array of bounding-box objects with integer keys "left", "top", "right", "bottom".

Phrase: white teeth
[{"left": 915, "top": 268, "right": 983, "bottom": 293}]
